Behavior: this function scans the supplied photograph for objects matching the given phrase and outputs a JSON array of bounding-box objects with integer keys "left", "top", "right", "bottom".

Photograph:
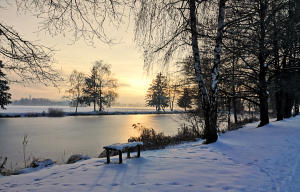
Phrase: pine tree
[
  {"left": 145, "top": 73, "right": 169, "bottom": 111},
  {"left": 0, "top": 60, "right": 11, "bottom": 109},
  {"left": 177, "top": 88, "right": 193, "bottom": 111}
]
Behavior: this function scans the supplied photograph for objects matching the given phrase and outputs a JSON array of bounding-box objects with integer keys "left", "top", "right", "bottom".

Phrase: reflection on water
[{"left": 0, "top": 114, "right": 181, "bottom": 168}]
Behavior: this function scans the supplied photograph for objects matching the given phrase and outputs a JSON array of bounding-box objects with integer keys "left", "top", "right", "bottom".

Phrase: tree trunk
[
  {"left": 227, "top": 97, "right": 231, "bottom": 130},
  {"left": 188, "top": 0, "right": 215, "bottom": 143},
  {"left": 272, "top": 2, "right": 283, "bottom": 121},
  {"left": 207, "top": 0, "right": 226, "bottom": 142},
  {"left": 275, "top": 90, "right": 284, "bottom": 120},
  {"left": 171, "top": 96, "right": 175, "bottom": 111},
  {"left": 257, "top": 0, "right": 269, "bottom": 127},
  {"left": 75, "top": 99, "right": 79, "bottom": 114},
  {"left": 232, "top": 57, "right": 238, "bottom": 124},
  {"left": 93, "top": 97, "right": 96, "bottom": 112},
  {"left": 284, "top": 92, "right": 294, "bottom": 118},
  {"left": 99, "top": 82, "right": 103, "bottom": 111},
  {"left": 295, "top": 97, "right": 299, "bottom": 116},
  {"left": 188, "top": 0, "right": 226, "bottom": 144}
]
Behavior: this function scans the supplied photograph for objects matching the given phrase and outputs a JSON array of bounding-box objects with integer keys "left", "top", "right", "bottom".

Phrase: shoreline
[{"left": 0, "top": 110, "right": 185, "bottom": 118}]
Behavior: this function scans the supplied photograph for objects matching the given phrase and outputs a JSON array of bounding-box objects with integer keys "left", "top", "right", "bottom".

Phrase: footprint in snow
[
  {"left": 154, "top": 183, "right": 162, "bottom": 186},
  {"left": 186, "top": 184, "right": 194, "bottom": 187},
  {"left": 95, "top": 184, "right": 103, "bottom": 186},
  {"left": 130, "top": 183, "right": 137, "bottom": 185},
  {"left": 9, "top": 184, "right": 18, "bottom": 188},
  {"left": 111, "top": 183, "right": 119, "bottom": 186},
  {"left": 222, "top": 186, "right": 234, "bottom": 190},
  {"left": 63, "top": 184, "right": 70, "bottom": 186},
  {"left": 79, "top": 183, "right": 87, "bottom": 186},
  {"left": 52, "top": 183, "right": 59, "bottom": 185},
  {"left": 34, "top": 178, "right": 41, "bottom": 181},
  {"left": 169, "top": 182, "right": 180, "bottom": 185}
]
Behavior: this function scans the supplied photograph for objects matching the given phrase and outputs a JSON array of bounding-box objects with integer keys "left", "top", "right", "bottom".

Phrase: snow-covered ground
[{"left": 1, "top": 116, "right": 300, "bottom": 192}]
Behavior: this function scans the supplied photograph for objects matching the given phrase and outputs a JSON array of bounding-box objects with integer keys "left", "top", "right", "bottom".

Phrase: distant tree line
[{"left": 12, "top": 98, "right": 68, "bottom": 106}]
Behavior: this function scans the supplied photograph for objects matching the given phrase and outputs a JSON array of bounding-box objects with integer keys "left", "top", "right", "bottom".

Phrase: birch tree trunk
[
  {"left": 207, "top": 0, "right": 226, "bottom": 143},
  {"left": 232, "top": 57, "right": 238, "bottom": 124},
  {"left": 188, "top": 0, "right": 226, "bottom": 144}
]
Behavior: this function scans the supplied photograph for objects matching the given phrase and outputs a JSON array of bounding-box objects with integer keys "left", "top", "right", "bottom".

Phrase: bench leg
[
  {"left": 119, "top": 150, "right": 122, "bottom": 164},
  {"left": 127, "top": 149, "right": 130, "bottom": 158},
  {"left": 137, "top": 145, "right": 141, "bottom": 158},
  {"left": 106, "top": 149, "right": 110, "bottom": 164}
]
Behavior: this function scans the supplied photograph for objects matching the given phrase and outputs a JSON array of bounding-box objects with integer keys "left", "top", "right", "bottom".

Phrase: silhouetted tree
[
  {"left": 135, "top": 0, "right": 227, "bottom": 143},
  {"left": 166, "top": 74, "right": 181, "bottom": 111},
  {"left": 66, "top": 70, "right": 86, "bottom": 114},
  {"left": 0, "top": 0, "right": 127, "bottom": 85},
  {"left": 83, "top": 61, "right": 118, "bottom": 111},
  {"left": 146, "top": 73, "right": 169, "bottom": 111},
  {"left": 0, "top": 23, "right": 61, "bottom": 85},
  {"left": 0, "top": 60, "right": 11, "bottom": 109},
  {"left": 177, "top": 88, "right": 193, "bottom": 111}
]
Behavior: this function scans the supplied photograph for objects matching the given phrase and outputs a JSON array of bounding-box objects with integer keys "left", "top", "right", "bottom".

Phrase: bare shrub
[
  {"left": 47, "top": 108, "right": 64, "bottom": 117},
  {"left": 128, "top": 122, "right": 203, "bottom": 151}
]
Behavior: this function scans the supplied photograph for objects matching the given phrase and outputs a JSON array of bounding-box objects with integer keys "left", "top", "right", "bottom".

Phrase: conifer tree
[
  {"left": 177, "top": 88, "right": 193, "bottom": 111},
  {"left": 0, "top": 61, "right": 11, "bottom": 109},
  {"left": 146, "top": 73, "right": 170, "bottom": 111}
]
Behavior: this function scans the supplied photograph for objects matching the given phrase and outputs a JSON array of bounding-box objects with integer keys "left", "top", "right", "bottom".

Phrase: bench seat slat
[{"left": 104, "top": 142, "right": 143, "bottom": 151}]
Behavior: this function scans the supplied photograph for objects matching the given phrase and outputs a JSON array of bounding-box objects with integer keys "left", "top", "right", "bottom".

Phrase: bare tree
[
  {"left": 15, "top": 0, "right": 127, "bottom": 44},
  {"left": 0, "top": 22, "right": 61, "bottom": 85},
  {"left": 66, "top": 70, "right": 86, "bottom": 114},
  {"left": 134, "top": 0, "right": 227, "bottom": 143},
  {"left": 84, "top": 61, "right": 118, "bottom": 112},
  {"left": 0, "top": 0, "right": 128, "bottom": 85}
]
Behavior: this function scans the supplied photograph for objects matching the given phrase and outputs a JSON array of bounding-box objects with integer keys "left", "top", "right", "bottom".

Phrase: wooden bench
[{"left": 103, "top": 142, "right": 143, "bottom": 164}]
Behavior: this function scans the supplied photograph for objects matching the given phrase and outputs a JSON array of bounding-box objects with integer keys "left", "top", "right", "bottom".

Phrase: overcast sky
[{"left": 1, "top": 3, "right": 166, "bottom": 105}]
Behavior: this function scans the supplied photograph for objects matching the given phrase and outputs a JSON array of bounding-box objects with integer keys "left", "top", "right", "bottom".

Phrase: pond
[{"left": 0, "top": 114, "right": 182, "bottom": 169}]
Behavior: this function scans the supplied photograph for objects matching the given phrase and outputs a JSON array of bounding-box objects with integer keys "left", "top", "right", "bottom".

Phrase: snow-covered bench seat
[{"left": 103, "top": 142, "right": 143, "bottom": 164}]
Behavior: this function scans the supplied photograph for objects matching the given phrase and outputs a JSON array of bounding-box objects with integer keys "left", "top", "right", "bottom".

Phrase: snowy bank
[{"left": 1, "top": 116, "right": 300, "bottom": 191}]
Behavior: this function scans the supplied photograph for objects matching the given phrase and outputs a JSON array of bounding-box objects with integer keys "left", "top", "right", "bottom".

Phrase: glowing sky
[{"left": 1, "top": 4, "right": 164, "bottom": 105}]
